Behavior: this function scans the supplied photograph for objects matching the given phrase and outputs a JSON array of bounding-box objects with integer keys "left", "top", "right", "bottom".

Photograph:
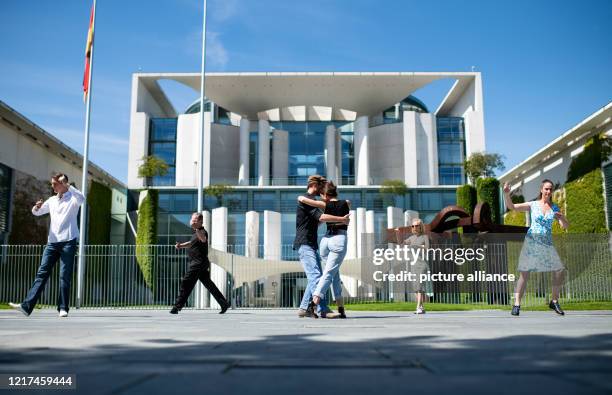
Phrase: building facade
[
  {"left": 499, "top": 102, "right": 612, "bottom": 228},
  {"left": 127, "top": 72, "right": 487, "bottom": 258},
  {"left": 0, "top": 100, "right": 127, "bottom": 245}
]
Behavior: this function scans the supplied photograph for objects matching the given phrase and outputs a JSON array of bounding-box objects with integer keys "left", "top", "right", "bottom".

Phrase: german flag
[{"left": 82, "top": 2, "right": 95, "bottom": 102}]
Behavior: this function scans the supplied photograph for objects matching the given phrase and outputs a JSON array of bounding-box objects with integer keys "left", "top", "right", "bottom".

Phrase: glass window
[
  {"left": 252, "top": 191, "right": 278, "bottom": 211},
  {"left": 149, "top": 118, "right": 177, "bottom": 186},
  {"left": 249, "top": 131, "right": 258, "bottom": 185},
  {"left": 437, "top": 117, "right": 466, "bottom": 185}
]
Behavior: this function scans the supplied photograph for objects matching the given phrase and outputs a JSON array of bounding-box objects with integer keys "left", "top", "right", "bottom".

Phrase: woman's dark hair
[
  {"left": 321, "top": 181, "right": 338, "bottom": 198},
  {"left": 537, "top": 179, "right": 554, "bottom": 201}
]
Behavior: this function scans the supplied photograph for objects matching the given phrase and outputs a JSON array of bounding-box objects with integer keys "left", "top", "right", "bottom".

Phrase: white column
[
  {"left": 203, "top": 112, "right": 212, "bottom": 186},
  {"left": 356, "top": 207, "right": 367, "bottom": 258},
  {"left": 387, "top": 207, "right": 403, "bottom": 229},
  {"left": 238, "top": 118, "right": 250, "bottom": 185},
  {"left": 346, "top": 209, "right": 357, "bottom": 259},
  {"left": 258, "top": 119, "right": 270, "bottom": 186},
  {"left": 272, "top": 129, "right": 289, "bottom": 184},
  {"left": 210, "top": 207, "right": 228, "bottom": 309},
  {"left": 263, "top": 210, "right": 281, "bottom": 260},
  {"left": 404, "top": 210, "right": 419, "bottom": 226},
  {"left": 325, "top": 124, "right": 337, "bottom": 182},
  {"left": 245, "top": 211, "right": 259, "bottom": 258},
  {"left": 423, "top": 114, "right": 439, "bottom": 185},
  {"left": 403, "top": 111, "right": 418, "bottom": 187},
  {"left": 335, "top": 129, "right": 343, "bottom": 184},
  {"left": 354, "top": 116, "right": 370, "bottom": 186},
  {"left": 195, "top": 210, "right": 212, "bottom": 309}
]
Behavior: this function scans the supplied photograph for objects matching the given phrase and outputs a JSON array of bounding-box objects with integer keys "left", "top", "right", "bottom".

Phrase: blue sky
[{"left": 1, "top": 0, "right": 610, "bottom": 184}]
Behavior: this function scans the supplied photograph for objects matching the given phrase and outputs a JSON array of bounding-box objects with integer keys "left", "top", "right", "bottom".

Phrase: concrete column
[
  {"left": 404, "top": 210, "right": 419, "bottom": 227},
  {"left": 354, "top": 116, "right": 370, "bottom": 186},
  {"left": 258, "top": 119, "right": 270, "bottom": 186},
  {"left": 423, "top": 114, "right": 439, "bottom": 185},
  {"left": 238, "top": 118, "right": 250, "bottom": 185},
  {"left": 387, "top": 207, "right": 404, "bottom": 229},
  {"left": 335, "top": 129, "right": 343, "bottom": 184},
  {"left": 203, "top": 112, "right": 212, "bottom": 186},
  {"left": 263, "top": 210, "right": 281, "bottom": 260},
  {"left": 346, "top": 209, "right": 357, "bottom": 259},
  {"left": 272, "top": 129, "right": 289, "bottom": 185},
  {"left": 195, "top": 210, "right": 212, "bottom": 309},
  {"left": 325, "top": 125, "right": 337, "bottom": 182},
  {"left": 245, "top": 211, "right": 259, "bottom": 258},
  {"left": 210, "top": 207, "right": 228, "bottom": 309},
  {"left": 356, "top": 207, "right": 367, "bottom": 258},
  {"left": 403, "top": 111, "right": 418, "bottom": 187}
]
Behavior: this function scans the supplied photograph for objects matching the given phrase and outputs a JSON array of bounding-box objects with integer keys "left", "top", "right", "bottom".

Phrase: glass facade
[
  {"left": 148, "top": 118, "right": 177, "bottom": 186},
  {"left": 437, "top": 117, "right": 466, "bottom": 185},
  {"left": 0, "top": 163, "right": 11, "bottom": 240},
  {"left": 154, "top": 187, "right": 456, "bottom": 250},
  {"left": 381, "top": 95, "right": 429, "bottom": 124}
]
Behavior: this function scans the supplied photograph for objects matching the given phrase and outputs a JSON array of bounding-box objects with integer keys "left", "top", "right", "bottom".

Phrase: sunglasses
[{"left": 411, "top": 225, "right": 420, "bottom": 228}]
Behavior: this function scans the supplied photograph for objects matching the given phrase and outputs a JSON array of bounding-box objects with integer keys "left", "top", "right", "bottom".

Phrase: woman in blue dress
[{"left": 503, "top": 179, "right": 570, "bottom": 316}]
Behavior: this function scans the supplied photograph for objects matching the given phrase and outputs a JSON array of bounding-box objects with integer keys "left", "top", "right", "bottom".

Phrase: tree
[
  {"left": 204, "top": 184, "right": 233, "bottom": 207},
  {"left": 379, "top": 179, "right": 408, "bottom": 207},
  {"left": 138, "top": 155, "right": 169, "bottom": 181},
  {"left": 463, "top": 152, "right": 505, "bottom": 184}
]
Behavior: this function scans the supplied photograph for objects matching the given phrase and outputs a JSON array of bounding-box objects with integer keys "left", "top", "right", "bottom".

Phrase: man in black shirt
[
  {"left": 170, "top": 212, "right": 230, "bottom": 315},
  {"left": 295, "top": 175, "right": 350, "bottom": 318}
]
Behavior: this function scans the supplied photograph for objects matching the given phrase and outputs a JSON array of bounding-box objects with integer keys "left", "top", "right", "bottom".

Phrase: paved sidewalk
[{"left": 1, "top": 309, "right": 611, "bottom": 395}]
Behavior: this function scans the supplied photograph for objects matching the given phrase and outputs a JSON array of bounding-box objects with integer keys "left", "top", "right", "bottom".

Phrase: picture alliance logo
[{"left": 372, "top": 245, "right": 487, "bottom": 266}]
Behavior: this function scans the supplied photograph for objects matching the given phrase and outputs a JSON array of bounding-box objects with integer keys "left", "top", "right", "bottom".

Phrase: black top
[
  {"left": 324, "top": 200, "right": 350, "bottom": 231},
  {"left": 187, "top": 227, "right": 209, "bottom": 263},
  {"left": 293, "top": 193, "right": 322, "bottom": 250}
]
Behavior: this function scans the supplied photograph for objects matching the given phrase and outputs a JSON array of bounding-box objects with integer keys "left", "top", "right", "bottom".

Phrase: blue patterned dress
[{"left": 517, "top": 201, "right": 564, "bottom": 272}]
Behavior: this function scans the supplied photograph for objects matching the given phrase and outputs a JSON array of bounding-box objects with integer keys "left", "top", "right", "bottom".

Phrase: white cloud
[{"left": 206, "top": 32, "right": 229, "bottom": 68}]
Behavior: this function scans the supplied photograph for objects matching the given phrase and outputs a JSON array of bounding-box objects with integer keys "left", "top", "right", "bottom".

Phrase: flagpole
[
  {"left": 77, "top": 0, "right": 97, "bottom": 309},
  {"left": 197, "top": 0, "right": 207, "bottom": 214},
  {"left": 195, "top": 0, "right": 208, "bottom": 309}
]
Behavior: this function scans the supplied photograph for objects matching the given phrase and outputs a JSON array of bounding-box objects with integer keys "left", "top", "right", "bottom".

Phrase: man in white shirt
[{"left": 9, "top": 173, "right": 85, "bottom": 317}]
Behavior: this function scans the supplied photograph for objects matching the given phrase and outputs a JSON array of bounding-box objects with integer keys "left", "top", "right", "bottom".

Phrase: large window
[
  {"left": 437, "top": 117, "right": 466, "bottom": 185},
  {"left": 0, "top": 163, "right": 12, "bottom": 239},
  {"left": 149, "top": 118, "right": 177, "bottom": 186}
]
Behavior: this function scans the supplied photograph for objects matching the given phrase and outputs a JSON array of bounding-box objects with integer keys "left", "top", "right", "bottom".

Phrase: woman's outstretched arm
[{"left": 503, "top": 182, "right": 531, "bottom": 212}]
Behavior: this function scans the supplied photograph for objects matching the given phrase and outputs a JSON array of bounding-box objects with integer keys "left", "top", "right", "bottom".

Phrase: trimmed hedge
[
  {"left": 87, "top": 181, "right": 112, "bottom": 244},
  {"left": 136, "top": 189, "right": 158, "bottom": 290},
  {"left": 565, "top": 169, "right": 606, "bottom": 233},
  {"left": 476, "top": 177, "right": 501, "bottom": 224},
  {"left": 456, "top": 184, "right": 477, "bottom": 215},
  {"left": 503, "top": 210, "right": 526, "bottom": 227},
  {"left": 566, "top": 135, "right": 610, "bottom": 183}
]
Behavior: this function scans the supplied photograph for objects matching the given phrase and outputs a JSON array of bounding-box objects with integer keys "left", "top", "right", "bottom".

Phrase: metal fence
[{"left": 1, "top": 238, "right": 611, "bottom": 309}]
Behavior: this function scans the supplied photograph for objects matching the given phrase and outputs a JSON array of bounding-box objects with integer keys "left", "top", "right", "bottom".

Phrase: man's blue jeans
[
  {"left": 21, "top": 238, "right": 77, "bottom": 314},
  {"left": 298, "top": 245, "right": 328, "bottom": 313}
]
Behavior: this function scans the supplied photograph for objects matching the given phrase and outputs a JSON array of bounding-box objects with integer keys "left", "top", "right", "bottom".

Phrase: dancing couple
[{"left": 294, "top": 175, "right": 351, "bottom": 319}]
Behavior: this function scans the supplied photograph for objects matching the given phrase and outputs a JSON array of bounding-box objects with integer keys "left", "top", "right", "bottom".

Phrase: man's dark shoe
[
  {"left": 219, "top": 302, "right": 230, "bottom": 314},
  {"left": 549, "top": 300, "right": 565, "bottom": 315},
  {"left": 170, "top": 306, "right": 180, "bottom": 314},
  {"left": 338, "top": 306, "right": 347, "bottom": 319},
  {"left": 511, "top": 305, "right": 520, "bottom": 316},
  {"left": 298, "top": 308, "right": 318, "bottom": 318}
]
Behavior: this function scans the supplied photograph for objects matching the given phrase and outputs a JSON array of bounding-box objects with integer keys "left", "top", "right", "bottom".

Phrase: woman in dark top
[{"left": 298, "top": 181, "right": 350, "bottom": 318}]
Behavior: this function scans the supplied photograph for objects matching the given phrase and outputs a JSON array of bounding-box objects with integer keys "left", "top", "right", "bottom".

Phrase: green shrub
[
  {"left": 566, "top": 134, "right": 612, "bottom": 183},
  {"left": 87, "top": 181, "right": 112, "bottom": 244},
  {"left": 456, "top": 185, "right": 477, "bottom": 215},
  {"left": 136, "top": 189, "right": 158, "bottom": 290},
  {"left": 476, "top": 177, "right": 501, "bottom": 224},
  {"left": 503, "top": 210, "right": 526, "bottom": 226},
  {"left": 565, "top": 169, "right": 606, "bottom": 233}
]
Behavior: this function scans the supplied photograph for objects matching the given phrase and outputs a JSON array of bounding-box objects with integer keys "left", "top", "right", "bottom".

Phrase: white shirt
[{"left": 32, "top": 185, "right": 85, "bottom": 243}]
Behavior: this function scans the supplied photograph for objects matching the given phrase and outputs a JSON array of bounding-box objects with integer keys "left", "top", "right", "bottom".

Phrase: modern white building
[
  {"left": 126, "top": 71, "right": 487, "bottom": 307},
  {"left": 499, "top": 102, "right": 612, "bottom": 227}
]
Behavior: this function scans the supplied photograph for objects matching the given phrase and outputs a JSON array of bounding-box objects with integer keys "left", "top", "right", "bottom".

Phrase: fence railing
[{"left": 1, "top": 238, "right": 611, "bottom": 309}]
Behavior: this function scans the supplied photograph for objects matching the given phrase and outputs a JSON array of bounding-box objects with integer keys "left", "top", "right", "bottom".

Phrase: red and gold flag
[{"left": 82, "top": 3, "right": 95, "bottom": 102}]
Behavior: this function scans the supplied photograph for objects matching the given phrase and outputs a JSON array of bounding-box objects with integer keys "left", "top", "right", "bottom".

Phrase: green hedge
[
  {"left": 566, "top": 135, "right": 610, "bottom": 183},
  {"left": 565, "top": 169, "right": 606, "bottom": 233},
  {"left": 476, "top": 177, "right": 501, "bottom": 224},
  {"left": 456, "top": 184, "right": 477, "bottom": 215},
  {"left": 136, "top": 189, "right": 158, "bottom": 290},
  {"left": 87, "top": 181, "right": 112, "bottom": 244},
  {"left": 503, "top": 210, "right": 526, "bottom": 226}
]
